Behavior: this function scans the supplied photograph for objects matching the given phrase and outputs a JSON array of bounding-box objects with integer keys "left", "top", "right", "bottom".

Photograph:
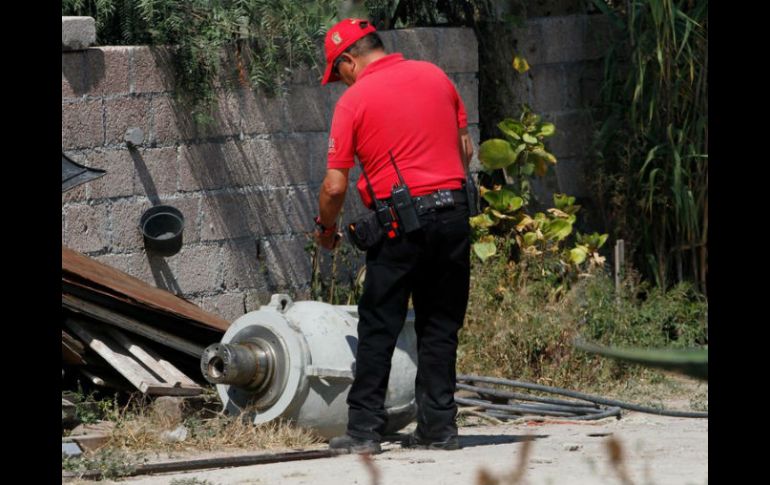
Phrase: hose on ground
[{"left": 456, "top": 374, "right": 708, "bottom": 420}]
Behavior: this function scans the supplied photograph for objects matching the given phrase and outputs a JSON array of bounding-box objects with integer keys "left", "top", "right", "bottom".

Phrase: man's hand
[{"left": 315, "top": 229, "right": 342, "bottom": 250}]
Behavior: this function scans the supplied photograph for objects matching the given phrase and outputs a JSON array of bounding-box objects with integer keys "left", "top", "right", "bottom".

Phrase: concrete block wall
[
  {"left": 61, "top": 28, "right": 480, "bottom": 322},
  {"left": 504, "top": 14, "right": 613, "bottom": 205}
]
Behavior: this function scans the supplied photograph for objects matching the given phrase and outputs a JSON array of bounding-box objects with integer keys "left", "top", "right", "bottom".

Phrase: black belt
[{"left": 414, "top": 189, "right": 467, "bottom": 215}]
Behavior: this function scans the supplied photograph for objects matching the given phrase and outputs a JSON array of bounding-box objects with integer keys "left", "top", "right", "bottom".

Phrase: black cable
[
  {"left": 457, "top": 374, "right": 708, "bottom": 419},
  {"left": 457, "top": 382, "right": 600, "bottom": 409}
]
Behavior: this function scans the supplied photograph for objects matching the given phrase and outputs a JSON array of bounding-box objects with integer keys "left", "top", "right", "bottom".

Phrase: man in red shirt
[{"left": 314, "top": 18, "right": 474, "bottom": 454}]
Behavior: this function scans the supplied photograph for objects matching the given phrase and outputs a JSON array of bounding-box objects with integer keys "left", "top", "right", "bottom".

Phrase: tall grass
[{"left": 591, "top": 0, "right": 708, "bottom": 293}]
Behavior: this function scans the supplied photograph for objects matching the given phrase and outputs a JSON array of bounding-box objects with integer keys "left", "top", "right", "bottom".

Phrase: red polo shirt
[{"left": 327, "top": 53, "right": 468, "bottom": 208}]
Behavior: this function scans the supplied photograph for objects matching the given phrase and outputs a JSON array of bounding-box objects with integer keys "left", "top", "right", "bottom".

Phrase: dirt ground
[
  {"left": 92, "top": 410, "right": 705, "bottom": 485},
  {"left": 69, "top": 376, "right": 707, "bottom": 485}
]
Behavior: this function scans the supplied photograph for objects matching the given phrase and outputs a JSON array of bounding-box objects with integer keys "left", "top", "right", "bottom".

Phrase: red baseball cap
[{"left": 322, "top": 18, "right": 377, "bottom": 85}]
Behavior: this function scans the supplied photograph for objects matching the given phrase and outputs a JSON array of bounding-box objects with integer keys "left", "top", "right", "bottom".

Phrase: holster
[{"left": 346, "top": 210, "right": 385, "bottom": 251}]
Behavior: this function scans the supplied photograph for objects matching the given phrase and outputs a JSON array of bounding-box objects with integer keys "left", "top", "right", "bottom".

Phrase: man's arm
[{"left": 316, "top": 168, "right": 349, "bottom": 250}]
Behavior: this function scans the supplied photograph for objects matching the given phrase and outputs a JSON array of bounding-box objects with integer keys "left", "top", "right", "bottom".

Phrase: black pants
[{"left": 346, "top": 201, "right": 470, "bottom": 441}]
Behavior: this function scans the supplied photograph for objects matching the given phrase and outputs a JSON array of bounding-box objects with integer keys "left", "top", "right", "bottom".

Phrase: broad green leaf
[
  {"left": 473, "top": 241, "right": 497, "bottom": 261},
  {"left": 490, "top": 209, "right": 515, "bottom": 219},
  {"left": 479, "top": 139, "right": 518, "bottom": 169},
  {"left": 543, "top": 219, "right": 573, "bottom": 241},
  {"left": 538, "top": 123, "right": 556, "bottom": 137},
  {"left": 597, "top": 233, "right": 609, "bottom": 248},
  {"left": 512, "top": 55, "right": 530, "bottom": 73},
  {"left": 530, "top": 149, "right": 557, "bottom": 164},
  {"left": 522, "top": 133, "right": 538, "bottom": 144},
  {"left": 520, "top": 162, "right": 535, "bottom": 176},
  {"left": 569, "top": 246, "right": 588, "bottom": 265},
  {"left": 498, "top": 119, "right": 525, "bottom": 141},
  {"left": 469, "top": 213, "right": 496, "bottom": 229},
  {"left": 522, "top": 232, "right": 539, "bottom": 247},
  {"left": 553, "top": 193, "right": 576, "bottom": 210},
  {"left": 483, "top": 187, "right": 524, "bottom": 213}
]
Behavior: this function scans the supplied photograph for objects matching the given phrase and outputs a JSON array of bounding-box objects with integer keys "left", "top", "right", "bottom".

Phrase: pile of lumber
[{"left": 61, "top": 247, "right": 231, "bottom": 396}]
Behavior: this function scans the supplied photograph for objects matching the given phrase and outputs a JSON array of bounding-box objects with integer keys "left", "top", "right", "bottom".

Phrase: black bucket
[{"left": 140, "top": 205, "right": 184, "bottom": 257}]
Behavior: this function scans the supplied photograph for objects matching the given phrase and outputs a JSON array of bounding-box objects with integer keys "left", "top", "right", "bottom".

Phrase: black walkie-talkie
[{"left": 387, "top": 151, "right": 421, "bottom": 233}]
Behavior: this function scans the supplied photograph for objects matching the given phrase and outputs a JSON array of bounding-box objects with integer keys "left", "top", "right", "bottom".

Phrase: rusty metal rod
[{"left": 62, "top": 449, "right": 344, "bottom": 481}]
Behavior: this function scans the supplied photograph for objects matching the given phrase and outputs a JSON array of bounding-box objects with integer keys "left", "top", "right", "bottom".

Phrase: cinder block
[
  {"left": 511, "top": 21, "right": 544, "bottom": 65},
  {"left": 131, "top": 46, "right": 175, "bottom": 94},
  {"left": 530, "top": 64, "right": 567, "bottom": 113},
  {"left": 178, "top": 143, "right": 242, "bottom": 192},
  {"left": 62, "top": 51, "right": 86, "bottom": 99},
  {"left": 109, "top": 198, "right": 152, "bottom": 252},
  {"left": 92, "top": 252, "right": 156, "bottom": 286},
  {"left": 244, "top": 289, "right": 271, "bottom": 312},
  {"left": 200, "top": 192, "right": 258, "bottom": 242},
  {"left": 83, "top": 47, "right": 131, "bottom": 96},
  {"left": 63, "top": 202, "right": 109, "bottom": 254},
  {"left": 197, "top": 292, "right": 246, "bottom": 322},
  {"left": 435, "top": 28, "right": 478, "bottom": 73},
  {"left": 450, "top": 73, "right": 479, "bottom": 125},
  {"left": 285, "top": 85, "right": 332, "bottom": 132},
  {"left": 105, "top": 96, "right": 151, "bottom": 146},
  {"left": 391, "top": 28, "right": 439, "bottom": 63},
  {"left": 554, "top": 157, "right": 589, "bottom": 198},
  {"left": 546, "top": 110, "right": 593, "bottom": 160},
  {"left": 149, "top": 95, "right": 186, "bottom": 146},
  {"left": 62, "top": 99, "right": 104, "bottom": 149},
  {"left": 222, "top": 238, "right": 270, "bottom": 291},
  {"left": 231, "top": 87, "right": 287, "bottom": 135},
  {"left": 166, "top": 244, "right": 224, "bottom": 294},
  {"left": 134, "top": 147, "right": 179, "bottom": 197},
  {"left": 260, "top": 235, "right": 313, "bottom": 289},
  {"left": 83, "top": 149, "right": 136, "bottom": 199},
  {"left": 62, "top": 17, "right": 95, "bottom": 51}
]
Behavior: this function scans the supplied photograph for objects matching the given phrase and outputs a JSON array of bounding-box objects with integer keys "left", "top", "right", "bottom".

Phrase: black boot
[
  {"left": 329, "top": 433, "right": 382, "bottom": 454},
  {"left": 401, "top": 432, "right": 460, "bottom": 450}
]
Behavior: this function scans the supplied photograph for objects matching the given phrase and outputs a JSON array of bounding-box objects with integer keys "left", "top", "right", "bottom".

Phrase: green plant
[
  {"left": 590, "top": 0, "right": 708, "bottom": 292},
  {"left": 460, "top": 255, "right": 707, "bottom": 392},
  {"left": 471, "top": 106, "right": 608, "bottom": 283},
  {"left": 306, "top": 225, "right": 365, "bottom": 305}
]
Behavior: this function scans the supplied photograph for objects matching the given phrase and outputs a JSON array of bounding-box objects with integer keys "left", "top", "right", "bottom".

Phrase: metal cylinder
[
  {"left": 201, "top": 340, "right": 274, "bottom": 391},
  {"left": 200, "top": 294, "right": 418, "bottom": 438}
]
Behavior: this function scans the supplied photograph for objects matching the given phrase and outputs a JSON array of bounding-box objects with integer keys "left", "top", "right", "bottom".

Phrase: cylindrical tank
[{"left": 200, "top": 294, "right": 417, "bottom": 438}]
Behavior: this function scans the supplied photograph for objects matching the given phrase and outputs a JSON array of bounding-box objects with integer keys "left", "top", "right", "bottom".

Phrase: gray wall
[
  {"left": 61, "top": 28, "right": 480, "bottom": 321},
  {"left": 508, "top": 14, "right": 611, "bottom": 203},
  {"left": 61, "top": 16, "right": 611, "bottom": 321}
]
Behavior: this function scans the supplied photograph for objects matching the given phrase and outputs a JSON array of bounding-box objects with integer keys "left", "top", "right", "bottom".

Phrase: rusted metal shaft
[{"left": 200, "top": 340, "right": 275, "bottom": 390}]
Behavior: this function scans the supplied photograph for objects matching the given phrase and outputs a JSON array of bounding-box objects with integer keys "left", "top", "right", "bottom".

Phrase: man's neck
[{"left": 357, "top": 50, "right": 388, "bottom": 72}]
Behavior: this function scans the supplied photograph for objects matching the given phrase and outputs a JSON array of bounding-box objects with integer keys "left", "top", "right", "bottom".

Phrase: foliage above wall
[{"left": 63, "top": 0, "right": 339, "bottom": 121}]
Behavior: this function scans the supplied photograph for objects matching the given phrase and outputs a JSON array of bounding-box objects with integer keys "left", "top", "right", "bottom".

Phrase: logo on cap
[{"left": 331, "top": 32, "right": 342, "bottom": 45}]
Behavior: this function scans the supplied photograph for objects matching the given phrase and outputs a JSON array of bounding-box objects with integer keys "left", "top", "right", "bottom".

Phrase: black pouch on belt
[{"left": 346, "top": 210, "right": 384, "bottom": 251}]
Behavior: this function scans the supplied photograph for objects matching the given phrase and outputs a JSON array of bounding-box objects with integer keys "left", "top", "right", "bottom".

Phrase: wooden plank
[
  {"left": 62, "top": 330, "right": 85, "bottom": 354},
  {"left": 62, "top": 341, "right": 86, "bottom": 365},
  {"left": 105, "top": 327, "right": 201, "bottom": 390},
  {"left": 142, "top": 384, "right": 202, "bottom": 396},
  {"left": 78, "top": 368, "right": 132, "bottom": 391},
  {"left": 63, "top": 293, "right": 205, "bottom": 357},
  {"left": 65, "top": 318, "right": 165, "bottom": 393},
  {"left": 62, "top": 247, "right": 229, "bottom": 332}
]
